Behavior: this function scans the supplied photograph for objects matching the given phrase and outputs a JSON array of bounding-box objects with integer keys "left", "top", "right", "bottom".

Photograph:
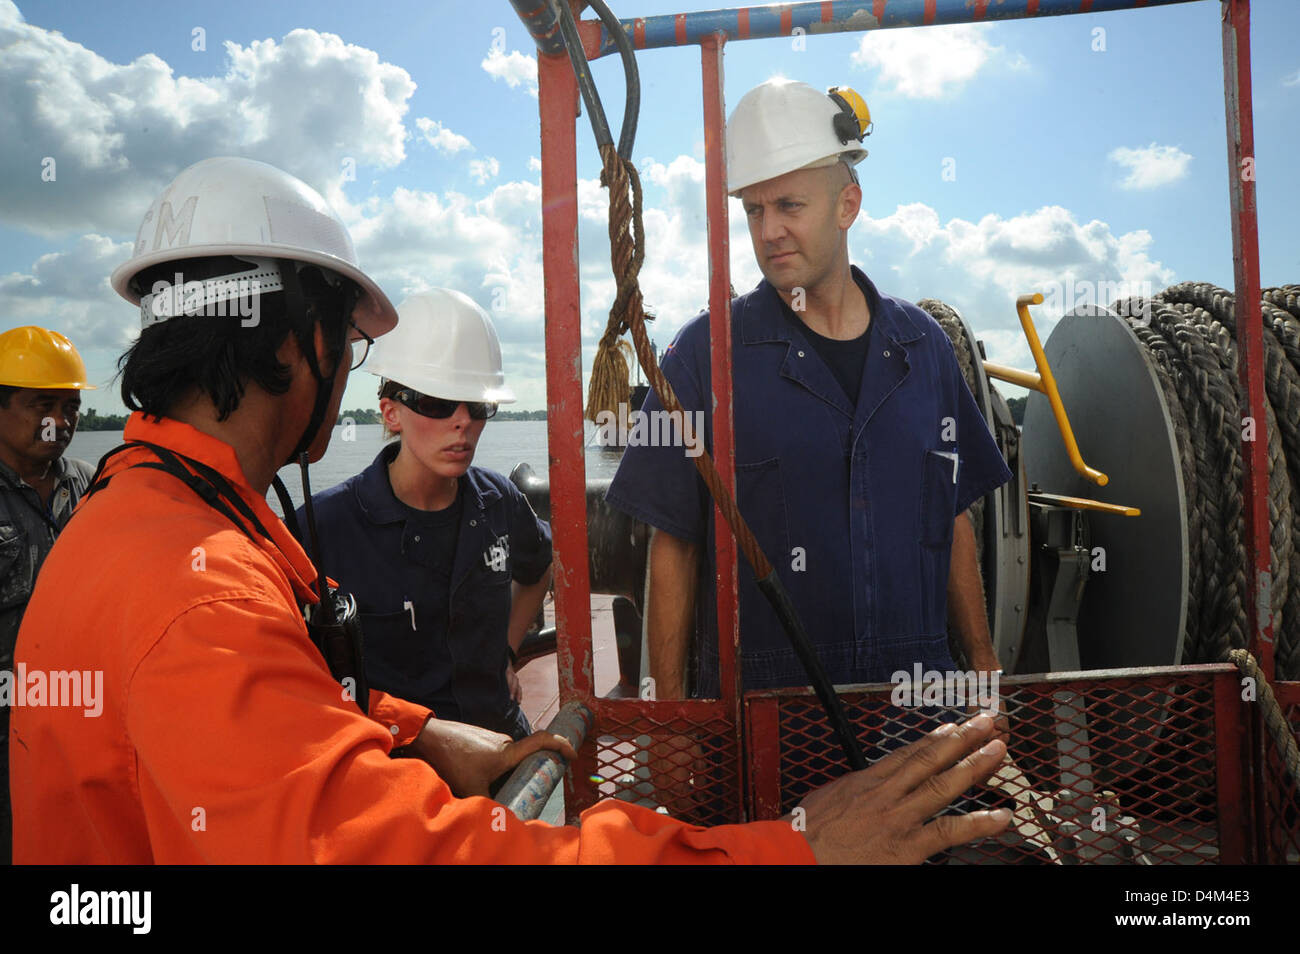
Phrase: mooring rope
[{"left": 1230, "top": 649, "right": 1300, "bottom": 789}]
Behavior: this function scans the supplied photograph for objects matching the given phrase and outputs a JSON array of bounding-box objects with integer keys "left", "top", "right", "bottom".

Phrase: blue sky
[{"left": 2, "top": 0, "right": 1297, "bottom": 416}]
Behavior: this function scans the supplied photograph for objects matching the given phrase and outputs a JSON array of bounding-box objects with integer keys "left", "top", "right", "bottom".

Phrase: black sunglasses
[{"left": 392, "top": 388, "right": 498, "bottom": 421}]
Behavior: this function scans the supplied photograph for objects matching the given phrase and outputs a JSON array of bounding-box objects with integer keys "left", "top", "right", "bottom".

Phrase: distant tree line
[
  {"left": 75, "top": 406, "right": 549, "bottom": 432},
  {"left": 77, "top": 408, "right": 129, "bottom": 431}
]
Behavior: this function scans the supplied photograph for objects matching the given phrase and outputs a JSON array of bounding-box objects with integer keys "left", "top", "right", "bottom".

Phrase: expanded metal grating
[
  {"left": 748, "top": 669, "right": 1237, "bottom": 864},
  {"left": 560, "top": 669, "right": 1298, "bottom": 862},
  {"left": 572, "top": 709, "right": 742, "bottom": 826}
]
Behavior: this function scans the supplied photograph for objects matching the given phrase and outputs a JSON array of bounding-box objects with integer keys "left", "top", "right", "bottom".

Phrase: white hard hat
[
  {"left": 110, "top": 157, "right": 397, "bottom": 339},
  {"left": 726, "top": 78, "right": 870, "bottom": 196},
  {"left": 368, "top": 289, "right": 516, "bottom": 404}
]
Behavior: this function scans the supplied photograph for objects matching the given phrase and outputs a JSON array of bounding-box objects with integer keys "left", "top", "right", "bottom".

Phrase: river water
[{"left": 66, "top": 421, "right": 624, "bottom": 515}]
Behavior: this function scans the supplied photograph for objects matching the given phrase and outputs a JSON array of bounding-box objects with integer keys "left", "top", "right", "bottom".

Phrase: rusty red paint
[
  {"left": 746, "top": 699, "right": 784, "bottom": 819},
  {"left": 634, "top": 17, "right": 646, "bottom": 48},
  {"left": 738, "top": 7, "right": 749, "bottom": 38},
  {"left": 924, "top": 0, "right": 936, "bottom": 25},
  {"left": 821, "top": 1, "right": 834, "bottom": 22},
  {"left": 675, "top": 12, "right": 687, "bottom": 44},
  {"left": 1222, "top": 0, "right": 1272, "bottom": 679},
  {"left": 874, "top": 0, "right": 887, "bottom": 22},
  {"left": 780, "top": 7, "right": 792, "bottom": 34},
  {"left": 701, "top": 35, "right": 743, "bottom": 750},
  {"left": 1213, "top": 671, "right": 1251, "bottom": 862},
  {"left": 538, "top": 51, "right": 595, "bottom": 711},
  {"left": 1079, "top": 0, "right": 1094, "bottom": 13},
  {"left": 1027, "top": 0, "right": 1040, "bottom": 14},
  {"left": 974, "top": 0, "right": 989, "bottom": 19}
]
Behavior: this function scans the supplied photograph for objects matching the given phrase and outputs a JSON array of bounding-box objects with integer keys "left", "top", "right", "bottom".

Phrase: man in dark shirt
[{"left": 0, "top": 326, "right": 96, "bottom": 864}]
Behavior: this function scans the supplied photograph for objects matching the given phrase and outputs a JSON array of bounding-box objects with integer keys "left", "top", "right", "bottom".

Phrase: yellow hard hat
[{"left": 0, "top": 326, "right": 96, "bottom": 390}]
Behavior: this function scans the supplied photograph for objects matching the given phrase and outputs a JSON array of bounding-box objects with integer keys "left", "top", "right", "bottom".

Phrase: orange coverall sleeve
[
  {"left": 366, "top": 688, "right": 433, "bottom": 746},
  {"left": 124, "top": 594, "right": 814, "bottom": 864}
]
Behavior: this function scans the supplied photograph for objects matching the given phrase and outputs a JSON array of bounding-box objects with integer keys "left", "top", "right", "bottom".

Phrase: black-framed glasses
[
  {"left": 349, "top": 320, "right": 373, "bottom": 372},
  {"left": 393, "top": 388, "right": 498, "bottom": 421}
]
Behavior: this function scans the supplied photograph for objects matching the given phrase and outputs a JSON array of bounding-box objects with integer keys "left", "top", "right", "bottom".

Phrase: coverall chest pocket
[
  {"left": 918, "top": 450, "right": 959, "bottom": 549},
  {"left": 0, "top": 523, "right": 34, "bottom": 611},
  {"left": 735, "top": 457, "right": 790, "bottom": 581},
  {"left": 359, "top": 607, "right": 441, "bottom": 697}
]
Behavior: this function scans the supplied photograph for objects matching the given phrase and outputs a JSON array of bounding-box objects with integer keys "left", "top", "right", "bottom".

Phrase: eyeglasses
[
  {"left": 349, "top": 320, "right": 373, "bottom": 372},
  {"left": 392, "top": 388, "right": 498, "bottom": 421}
]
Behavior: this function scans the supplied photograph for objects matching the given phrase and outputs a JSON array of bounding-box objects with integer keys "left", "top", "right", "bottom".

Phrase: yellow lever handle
[{"left": 983, "top": 293, "right": 1108, "bottom": 487}]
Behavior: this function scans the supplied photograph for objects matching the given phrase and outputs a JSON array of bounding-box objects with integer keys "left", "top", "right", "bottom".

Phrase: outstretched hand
[
  {"left": 792, "top": 713, "right": 1012, "bottom": 864},
  {"left": 405, "top": 718, "right": 578, "bottom": 798}
]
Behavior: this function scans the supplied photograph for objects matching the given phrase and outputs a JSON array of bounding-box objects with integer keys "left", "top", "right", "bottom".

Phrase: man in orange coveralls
[{"left": 8, "top": 157, "right": 1010, "bottom": 864}]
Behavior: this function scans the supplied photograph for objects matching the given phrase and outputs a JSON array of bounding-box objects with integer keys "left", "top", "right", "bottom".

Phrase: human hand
[
  {"left": 791, "top": 713, "right": 1012, "bottom": 864},
  {"left": 506, "top": 664, "right": 522, "bottom": 703},
  {"left": 405, "top": 718, "right": 578, "bottom": 798}
]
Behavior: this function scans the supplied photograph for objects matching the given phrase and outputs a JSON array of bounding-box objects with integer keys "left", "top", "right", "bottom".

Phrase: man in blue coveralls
[{"left": 606, "top": 79, "right": 1012, "bottom": 736}]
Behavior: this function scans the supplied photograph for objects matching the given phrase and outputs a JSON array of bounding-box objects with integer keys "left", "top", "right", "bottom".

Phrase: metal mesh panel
[
  {"left": 755, "top": 671, "right": 1229, "bottom": 864},
  {"left": 571, "top": 710, "right": 742, "bottom": 825},
  {"left": 1262, "top": 687, "right": 1300, "bottom": 863}
]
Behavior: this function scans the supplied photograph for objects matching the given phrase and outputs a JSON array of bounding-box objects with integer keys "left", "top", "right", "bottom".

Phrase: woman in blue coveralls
[{"left": 302, "top": 289, "right": 553, "bottom": 741}]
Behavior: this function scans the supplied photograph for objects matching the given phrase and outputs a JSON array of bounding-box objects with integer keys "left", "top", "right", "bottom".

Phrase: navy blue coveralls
[
  {"left": 606, "top": 267, "right": 1012, "bottom": 699},
  {"left": 302, "top": 443, "right": 552, "bottom": 739}
]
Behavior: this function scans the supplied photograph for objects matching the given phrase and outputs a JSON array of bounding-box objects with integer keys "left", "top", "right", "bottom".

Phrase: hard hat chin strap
[{"left": 278, "top": 258, "right": 345, "bottom": 467}]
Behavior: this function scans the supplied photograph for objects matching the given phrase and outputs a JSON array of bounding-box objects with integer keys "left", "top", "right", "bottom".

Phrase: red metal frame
[
  {"left": 1221, "top": 0, "right": 1272, "bottom": 680},
  {"left": 699, "top": 32, "right": 745, "bottom": 805}
]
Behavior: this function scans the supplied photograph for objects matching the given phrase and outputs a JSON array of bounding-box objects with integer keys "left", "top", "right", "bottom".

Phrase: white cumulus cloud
[
  {"left": 468, "top": 157, "right": 501, "bottom": 185},
  {"left": 481, "top": 49, "right": 538, "bottom": 97},
  {"left": 851, "top": 23, "right": 1008, "bottom": 99},
  {"left": 415, "top": 117, "right": 472, "bottom": 155},
  {"left": 1108, "top": 143, "right": 1193, "bottom": 190},
  {"left": 0, "top": 6, "right": 415, "bottom": 237}
]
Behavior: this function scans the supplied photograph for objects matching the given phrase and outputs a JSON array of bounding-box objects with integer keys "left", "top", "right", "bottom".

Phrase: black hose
[
  {"left": 552, "top": 0, "right": 614, "bottom": 149},
  {"left": 551, "top": 0, "right": 640, "bottom": 160},
  {"left": 755, "top": 572, "right": 867, "bottom": 770},
  {"left": 586, "top": 0, "right": 640, "bottom": 159}
]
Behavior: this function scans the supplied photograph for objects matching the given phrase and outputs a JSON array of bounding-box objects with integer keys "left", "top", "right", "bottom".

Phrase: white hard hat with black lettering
[{"left": 109, "top": 156, "right": 396, "bottom": 339}]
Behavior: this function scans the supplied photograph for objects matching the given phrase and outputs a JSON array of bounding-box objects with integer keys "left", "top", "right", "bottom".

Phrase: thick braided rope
[
  {"left": 1170, "top": 309, "right": 1250, "bottom": 659},
  {"left": 1191, "top": 308, "right": 1292, "bottom": 631},
  {"left": 597, "top": 144, "right": 772, "bottom": 578},
  {"left": 1229, "top": 649, "right": 1300, "bottom": 789},
  {"left": 1165, "top": 284, "right": 1300, "bottom": 677},
  {"left": 1124, "top": 312, "right": 1204, "bottom": 662},
  {"left": 1143, "top": 301, "right": 1232, "bottom": 664}
]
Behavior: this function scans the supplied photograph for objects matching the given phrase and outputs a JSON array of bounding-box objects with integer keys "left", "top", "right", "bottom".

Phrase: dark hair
[
  {"left": 117, "top": 257, "right": 355, "bottom": 421},
  {"left": 0, "top": 385, "right": 16, "bottom": 409}
]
